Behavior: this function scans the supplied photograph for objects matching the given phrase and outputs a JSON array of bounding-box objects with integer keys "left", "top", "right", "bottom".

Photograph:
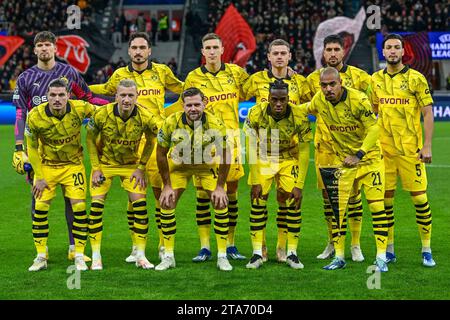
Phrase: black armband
[
  {"left": 355, "top": 150, "right": 366, "bottom": 160},
  {"left": 15, "top": 144, "right": 24, "bottom": 152}
]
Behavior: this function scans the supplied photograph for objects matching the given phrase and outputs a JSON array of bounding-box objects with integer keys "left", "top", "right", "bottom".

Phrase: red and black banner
[
  {"left": 403, "top": 32, "right": 432, "bottom": 80},
  {"left": 0, "top": 35, "right": 25, "bottom": 66},
  {"left": 214, "top": 4, "right": 256, "bottom": 67},
  {"left": 55, "top": 23, "right": 115, "bottom": 75}
]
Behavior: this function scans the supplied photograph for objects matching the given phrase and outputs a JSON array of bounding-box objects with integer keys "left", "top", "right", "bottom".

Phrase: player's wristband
[
  {"left": 15, "top": 144, "right": 24, "bottom": 152},
  {"left": 355, "top": 150, "right": 366, "bottom": 160}
]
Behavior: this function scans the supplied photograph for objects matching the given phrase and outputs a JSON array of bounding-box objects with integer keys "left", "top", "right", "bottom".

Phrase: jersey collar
[
  {"left": 267, "top": 69, "right": 291, "bottom": 80},
  {"left": 200, "top": 63, "right": 225, "bottom": 76},
  {"left": 45, "top": 102, "right": 71, "bottom": 118},
  {"left": 127, "top": 62, "right": 153, "bottom": 74},
  {"left": 267, "top": 103, "right": 292, "bottom": 121},
  {"left": 182, "top": 112, "right": 207, "bottom": 127},
  {"left": 113, "top": 103, "right": 137, "bottom": 120},
  {"left": 339, "top": 64, "right": 348, "bottom": 73},
  {"left": 383, "top": 64, "right": 409, "bottom": 77},
  {"left": 330, "top": 87, "right": 348, "bottom": 106}
]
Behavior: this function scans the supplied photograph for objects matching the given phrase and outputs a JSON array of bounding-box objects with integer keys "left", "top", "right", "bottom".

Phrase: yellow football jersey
[
  {"left": 243, "top": 102, "right": 312, "bottom": 160},
  {"left": 182, "top": 63, "right": 249, "bottom": 131},
  {"left": 301, "top": 87, "right": 381, "bottom": 163},
  {"left": 25, "top": 100, "right": 96, "bottom": 165},
  {"left": 307, "top": 64, "right": 372, "bottom": 154},
  {"left": 242, "top": 70, "right": 312, "bottom": 105},
  {"left": 87, "top": 102, "right": 160, "bottom": 167},
  {"left": 371, "top": 65, "right": 433, "bottom": 156},
  {"left": 157, "top": 111, "right": 227, "bottom": 166},
  {"left": 89, "top": 62, "right": 183, "bottom": 122}
]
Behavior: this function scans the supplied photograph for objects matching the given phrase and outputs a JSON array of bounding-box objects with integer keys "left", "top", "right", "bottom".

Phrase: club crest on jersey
[
  {"left": 400, "top": 80, "right": 408, "bottom": 90},
  {"left": 56, "top": 35, "right": 91, "bottom": 74}
]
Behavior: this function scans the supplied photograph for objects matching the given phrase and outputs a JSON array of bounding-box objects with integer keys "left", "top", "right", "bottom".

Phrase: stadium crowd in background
[{"left": 207, "top": 0, "right": 449, "bottom": 76}]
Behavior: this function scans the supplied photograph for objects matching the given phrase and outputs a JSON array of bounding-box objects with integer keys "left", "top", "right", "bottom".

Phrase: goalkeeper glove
[{"left": 12, "top": 144, "right": 29, "bottom": 175}]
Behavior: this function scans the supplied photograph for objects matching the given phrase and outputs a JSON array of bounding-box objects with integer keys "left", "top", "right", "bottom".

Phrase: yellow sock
[
  {"left": 88, "top": 199, "right": 104, "bottom": 253},
  {"left": 126, "top": 201, "right": 136, "bottom": 247},
  {"left": 412, "top": 193, "right": 432, "bottom": 248},
  {"left": 384, "top": 197, "right": 394, "bottom": 247},
  {"left": 348, "top": 194, "right": 363, "bottom": 246},
  {"left": 332, "top": 213, "right": 347, "bottom": 259},
  {"left": 324, "top": 198, "right": 333, "bottom": 243},
  {"left": 369, "top": 200, "right": 388, "bottom": 257},
  {"left": 72, "top": 202, "right": 88, "bottom": 255},
  {"left": 160, "top": 208, "right": 176, "bottom": 255},
  {"left": 196, "top": 189, "right": 211, "bottom": 249},
  {"left": 250, "top": 199, "right": 266, "bottom": 253},
  {"left": 33, "top": 201, "right": 50, "bottom": 255},
  {"left": 227, "top": 192, "right": 238, "bottom": 246},
  {"left": 214, "top": 207, "right": 229, "bottom": 255},
  {"left": 276, "top": 205, "right": 288, "bottom": 250},
  {"left": 155, "top": 200, "right": 164, "bottom": 249},
  {"left": 286, "top": 201, "right": 301, "bottom": 255},
  {"left": 132, "top": 199, "right": 148, "bottom": 252}
]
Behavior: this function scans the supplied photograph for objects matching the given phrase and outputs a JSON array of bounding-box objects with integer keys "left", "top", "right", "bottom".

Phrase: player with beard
[
  {"left": 371, "top": 33, "right": 436, "bottom": 267},
  {"left": 89, "top": 32, "right": 184, "bottom": 263},
  {"left": 306, "top": 34, "right": 372, "bottom": 262},
  {"left": 12, "top": 31, "right": 106, "bottom": 263}
]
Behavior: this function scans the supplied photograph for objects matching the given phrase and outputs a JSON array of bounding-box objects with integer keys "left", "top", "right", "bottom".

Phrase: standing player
[
  {"left": 25, "top": 79, "right": 94, "bottom": 272},
  {"left": 89, "top": 32, "right": 184, "bottom": 262},
  {"left": 243, "top": 80, "right": 311, "bottom": 269},
  {"left": 182, "top": 33, "right": 248, "bottom": 262},
  {"left": 12, "top": 31, "right": 105, "bottom": 262},
  {"left": 156, "top": 87, "right": 233, "bottom": 271},
  {"left": 301, "top": 68, "right": 388, "bottom": 271},
  {"left": 306, "top": 34, "right": 372, "bottom": 262},
  {"left": 86, "top": 79, "right": 160, "bottom": 270},
  {"left": 242, "top": 38, "right": 312, "bottom": 262},
  {"left": 372, "top": 33, "right": 435, "bottom": 267}
]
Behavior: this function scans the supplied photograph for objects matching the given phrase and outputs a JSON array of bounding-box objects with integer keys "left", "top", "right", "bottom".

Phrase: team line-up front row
[{"left": 14, "top": 31, "right": 436, "bottom": 273}]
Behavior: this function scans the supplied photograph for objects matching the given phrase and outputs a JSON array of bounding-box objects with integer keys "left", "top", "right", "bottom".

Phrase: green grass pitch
[{"left": 0, "top": 123, "right": 449, "bottom": 300}]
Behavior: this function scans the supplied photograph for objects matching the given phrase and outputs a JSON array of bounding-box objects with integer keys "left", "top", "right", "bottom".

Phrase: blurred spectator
[
  {"left": 151, "top": 14, "right": 158, "bottom": 45},
  {"left": 112, "top": 15, "right": 124, "bottom": 49},
  {"left": 137, "top": 12, "right": 146, "bottom": 33},
  {"left": 167, "top": 57, "right": 178, "bottom": 75},
  {"left": 158, "top": 13, "right": 169, "bottom": 42}
]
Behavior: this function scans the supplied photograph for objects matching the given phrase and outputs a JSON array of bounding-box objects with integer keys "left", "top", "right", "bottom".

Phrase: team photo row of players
[{"left": 11, "top": 30, "right": 435, "bottom": 273}]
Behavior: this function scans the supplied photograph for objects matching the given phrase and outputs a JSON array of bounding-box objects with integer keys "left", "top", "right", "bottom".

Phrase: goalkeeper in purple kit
[{"left": 12, "top": 31, "right": 107, "bottom": 262}]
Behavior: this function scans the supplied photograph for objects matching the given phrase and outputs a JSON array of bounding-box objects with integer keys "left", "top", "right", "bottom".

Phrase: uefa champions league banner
[{"left": 376, "top": 32, "right": 450, "bottom": 60}]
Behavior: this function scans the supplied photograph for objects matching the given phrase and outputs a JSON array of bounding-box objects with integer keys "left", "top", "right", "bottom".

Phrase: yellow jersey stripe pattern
[{"left": 371, "top": 65, "right": 433, "bottom": 156}]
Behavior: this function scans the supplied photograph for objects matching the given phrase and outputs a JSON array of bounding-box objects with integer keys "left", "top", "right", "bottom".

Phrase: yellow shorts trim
[
  {"left": 35, "top": 163, "right": 87, "bottom": 201},
  {"left": 384, "top": 154, "right": 428, "bottom": 192},
  {"left": 90, "top": 166, "right": 147, "bottom": 196}
]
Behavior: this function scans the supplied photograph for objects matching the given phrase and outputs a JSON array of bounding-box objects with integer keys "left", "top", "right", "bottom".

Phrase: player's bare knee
[
  {"left": 276, "top": 190, "right": 290, "bottom": 203},
  {"left": 226, "top": 181, "right": 238, "bottom": 194},
  {"left": 385, "top": 190, "right": 395, "bottom": 198}
]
